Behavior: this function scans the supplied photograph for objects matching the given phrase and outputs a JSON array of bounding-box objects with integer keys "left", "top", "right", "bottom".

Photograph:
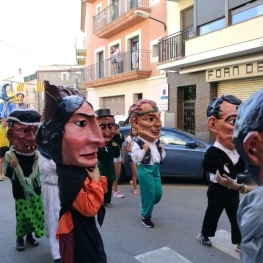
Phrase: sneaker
[
  {"left": 142, "top": 217, "right": 154, "bottom": 228},
  {"left": 236, "top": 244, "right": 241, "bottom": 253},
  {"left": 114, "top": 191, "right": 124, "bottom": 198},
  {"left": 197, "top": 231, "right": 212, "bottom": 247}
]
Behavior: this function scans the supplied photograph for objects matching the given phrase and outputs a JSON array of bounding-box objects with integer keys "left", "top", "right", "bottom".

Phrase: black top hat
[
  {"left": 7, "top": 109, "right": 41, "bottom": 125},
  {"left": 95, "top": 109, "right": 114, "bottom": 117}
]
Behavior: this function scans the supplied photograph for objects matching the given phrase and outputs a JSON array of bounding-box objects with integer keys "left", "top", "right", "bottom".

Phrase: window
[
  {"left": 199, "top": 17, "right": 225, "bottom": 35},
  {"left": 61, "top": 72, "right": 68, "bottom": 81},
  {"left": 152, "top": 44, "right": 159, "bottom": 58},
  {"left": 231, "top": 2, "right": 263, "bottom": 25},
  {"left": 160, "top": 130, "right": 190, "bottom": 145},
  {"left": 96, "top": 6, "right": 101, "bottom": 21}
]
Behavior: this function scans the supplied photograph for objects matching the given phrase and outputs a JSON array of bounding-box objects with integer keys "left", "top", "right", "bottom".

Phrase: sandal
[
  {"left": 26, "top": 234, "right": 39, "bottom": 246},
  {"left": 133, "top": 189, "right": 140, "bottom": 195},
  {"left": 104, "top": 203, "right": 112, "bottom": 207},
  {"left": 16, "top": 238, "right": 25, "bottom": 251}
]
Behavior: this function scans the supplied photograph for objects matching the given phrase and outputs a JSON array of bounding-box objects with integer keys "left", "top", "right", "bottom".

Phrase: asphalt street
[{"left": 0, "top": 177, "right": 253, "bottom": 263}]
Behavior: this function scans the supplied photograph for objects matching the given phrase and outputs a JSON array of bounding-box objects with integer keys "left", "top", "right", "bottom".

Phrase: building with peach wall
[{"left": 81, "top": 0, "right": 169, "bottom": 120}]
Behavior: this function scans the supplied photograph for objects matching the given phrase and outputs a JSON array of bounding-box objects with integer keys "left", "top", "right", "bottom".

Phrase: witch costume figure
[
  {"left": 4, "top": 108, "right": 45, "bottom": 251},
  {"left": 36, "top": 81, "right": 107, "bottom": 263}
]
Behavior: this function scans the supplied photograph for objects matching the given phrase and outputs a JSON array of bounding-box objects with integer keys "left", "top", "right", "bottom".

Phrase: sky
[{"left": 0, "top": 0, "right": 84, "bottom": 84}]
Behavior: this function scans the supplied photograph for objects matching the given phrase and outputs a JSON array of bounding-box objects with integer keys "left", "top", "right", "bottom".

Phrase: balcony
[
  {"left": 83, "top": 50, "right": 152, "bottom": 88},
  {"left": 158, "top": 28, "right": 195, "bottom": 63},
  {"left": 93, "top": 0, "right": 150, "bottom": 38},
  {"left": 158, "top": 15, "right": 263, "bottom": 72},
  {"left": 82, "top": 0, "right": 96, "bottom": 4}
]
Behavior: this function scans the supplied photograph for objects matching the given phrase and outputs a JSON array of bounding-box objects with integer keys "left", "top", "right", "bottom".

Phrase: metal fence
[
  {"left": 83, "top": 49, "right": 151, "bottom": 82},
  {"left": 158, "top": 27, "right": 195, "bottom": 63},
  {"left": 93, "top": 0, "right": 149, "bottom": 33}
]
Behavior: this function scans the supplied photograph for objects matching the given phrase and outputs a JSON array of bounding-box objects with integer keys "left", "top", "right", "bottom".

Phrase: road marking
[
  {"left": 134, "top": 247, "right": 192, "bottom": 263},
  {"left": 211, "top": 229, "right": 240, "bottom": 260}
]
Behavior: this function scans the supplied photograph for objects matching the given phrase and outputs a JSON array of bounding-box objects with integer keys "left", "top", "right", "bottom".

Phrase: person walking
[
  {"left": 126, "top": 127, "right": 139, "bottom": 195},
  {"left": 37, "top": 81, "right": 107, "bottom": 263},
  {"left": 197, "top": 95, "right": 245, "bottom": 252},
  {"left": 113, "top": 124, "right": 125, "bottom": 198},
  {"left": 96, "top": 109, "right": 120, "bottom": 207},
  {"left": 0, "top": 117, "right": 10, "bottom": 181},
  {"left": 4, "top": 109, "right": 45, "bottom": 251},
  {"left": 38, "top": 146, "right": 60, "bottom": 263},
  {"left": 129, "top": 99, "right": 166, "bottom": 228}
]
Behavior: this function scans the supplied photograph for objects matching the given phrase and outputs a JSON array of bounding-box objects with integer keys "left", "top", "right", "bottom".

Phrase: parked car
[
  {"left": 119, "top": 126, "right": 248, "bottom": 182},
  {"left": 114, "top": 115, "right": 129, "bottom": 127}
]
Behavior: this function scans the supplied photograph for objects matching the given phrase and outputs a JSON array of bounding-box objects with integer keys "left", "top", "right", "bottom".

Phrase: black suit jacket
[{"left": 202, "top": 146, "right": 245, "bottom": 179}]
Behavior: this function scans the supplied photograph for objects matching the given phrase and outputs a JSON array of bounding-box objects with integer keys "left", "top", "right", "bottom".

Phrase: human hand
[
  {"left": 85, "top": 166, "right": 100, "bottom": 182},
  {"left": 112, "top": 142, "right": 118, "bottom": 147},
  {"left": 215, "top": 170, "right": 239, "bottom": 190},
  {"left": 143, "top": 143, "right": 149, "bottom": 152},
  {"left": 158, "top": 143, "right": 163, "bottom": 149},
  {"left": 10, "top": 158, "right": 19, "bottom": 169}
]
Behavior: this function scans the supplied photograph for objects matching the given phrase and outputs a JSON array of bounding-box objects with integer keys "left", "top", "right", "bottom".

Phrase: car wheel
[{"left": 204, "top": 171, "right": 210, "bottom": 184}]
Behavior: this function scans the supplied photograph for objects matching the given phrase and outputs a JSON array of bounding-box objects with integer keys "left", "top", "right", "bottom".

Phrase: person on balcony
[
  {"left": 111, "top": 48, "right": 117, "bottom": 75},
  {"left": 132, "top": 46, "right": 138, "bottom": 70},
  {"left": 114, "top": 47, "right": 123, "bottom": 74}
]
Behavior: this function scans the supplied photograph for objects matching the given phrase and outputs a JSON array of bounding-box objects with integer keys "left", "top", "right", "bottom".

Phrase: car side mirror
[{"left": 185, "top": 140, "right": 196, "bottom": 148}]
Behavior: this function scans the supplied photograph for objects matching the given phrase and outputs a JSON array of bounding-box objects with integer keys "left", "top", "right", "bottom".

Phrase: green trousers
[{"left": 137, "top": 163, "right": 162, "bottom": 218}]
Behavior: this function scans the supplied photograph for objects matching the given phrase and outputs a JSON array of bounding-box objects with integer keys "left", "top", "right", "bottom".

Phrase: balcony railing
[
  {"left": 93, "top": 0, "right": 149, "bottom": 33},
  {"left": 158, "top": 27, "right": 195, "bottom": 63},
  {"left": 83, "top": 49, "right": 151, "bottom": 82}
]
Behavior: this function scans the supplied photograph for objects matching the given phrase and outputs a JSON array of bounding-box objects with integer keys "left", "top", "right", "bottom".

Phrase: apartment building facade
[
  {"left": 81, "top": 0, "right": 169, "bottom": 118},
  {"left": 158, "top": 0, "right": 263, "bottom": 141},
  {"left": 3, "top": 65, "right": 84, "bottom": 114}
]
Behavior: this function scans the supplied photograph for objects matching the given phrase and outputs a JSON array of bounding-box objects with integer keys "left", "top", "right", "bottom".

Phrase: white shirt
[
  {"left": 131, "top": 136, "right": 166, "bottom": 165},
  {"left": 210, "top": 141, "right": 240, "bottom": 183}
]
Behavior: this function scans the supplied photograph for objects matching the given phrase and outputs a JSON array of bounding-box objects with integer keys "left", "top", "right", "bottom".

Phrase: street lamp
[{"left": 134, "top": 10, "right": 166, "bottom": 31}]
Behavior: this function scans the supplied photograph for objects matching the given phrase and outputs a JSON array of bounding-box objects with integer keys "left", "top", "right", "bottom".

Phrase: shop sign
[{"left": 206, "top": 61, "right": 263, "bottom": 82}]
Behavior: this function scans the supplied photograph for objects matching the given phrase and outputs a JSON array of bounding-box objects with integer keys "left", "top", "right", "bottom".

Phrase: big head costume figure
[
  {"left": 4, "top": 109, "right": 45, "bottom": 252},
  {"left": 233, "top": 89, "right": 263, "bottom": 185},
  {"left": 129, "top": 99, "right": 161, "bottom": 142},
  {"left": 207, "top": 95, "right": 242, "bottom": 149},
  {"left": 95, "top": 109, "right": 120, "bottom": 207},
  {"left": 128, "top": 99, "right": 166, "bottom": 228},
  {"left": 95, "top": 109, "right": 116, "bottom": 144},
  {"left": 231, "top": 89, "right": 263, "bottom": 263},
  {"left": 0, "top": 83, "right": 15, "bottom": 118},
  {"left": 37, "top": 81, "right": 107, "bottom": 263},
  {"left": 198, "top": 94, "right": 245, "bottom": 249}
]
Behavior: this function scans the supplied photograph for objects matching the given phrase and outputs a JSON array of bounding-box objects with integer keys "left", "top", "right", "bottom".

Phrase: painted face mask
[
  {"left": 7, "top": 109, "right": 41, "bottom": 153},
  {"left": 129, "top": 99, "right": 162, "bottom": 142}
]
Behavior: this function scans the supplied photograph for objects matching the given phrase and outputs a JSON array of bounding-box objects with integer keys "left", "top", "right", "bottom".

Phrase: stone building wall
[{"left": 167, "top": 71, "right": 217, "bottom": 142}]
